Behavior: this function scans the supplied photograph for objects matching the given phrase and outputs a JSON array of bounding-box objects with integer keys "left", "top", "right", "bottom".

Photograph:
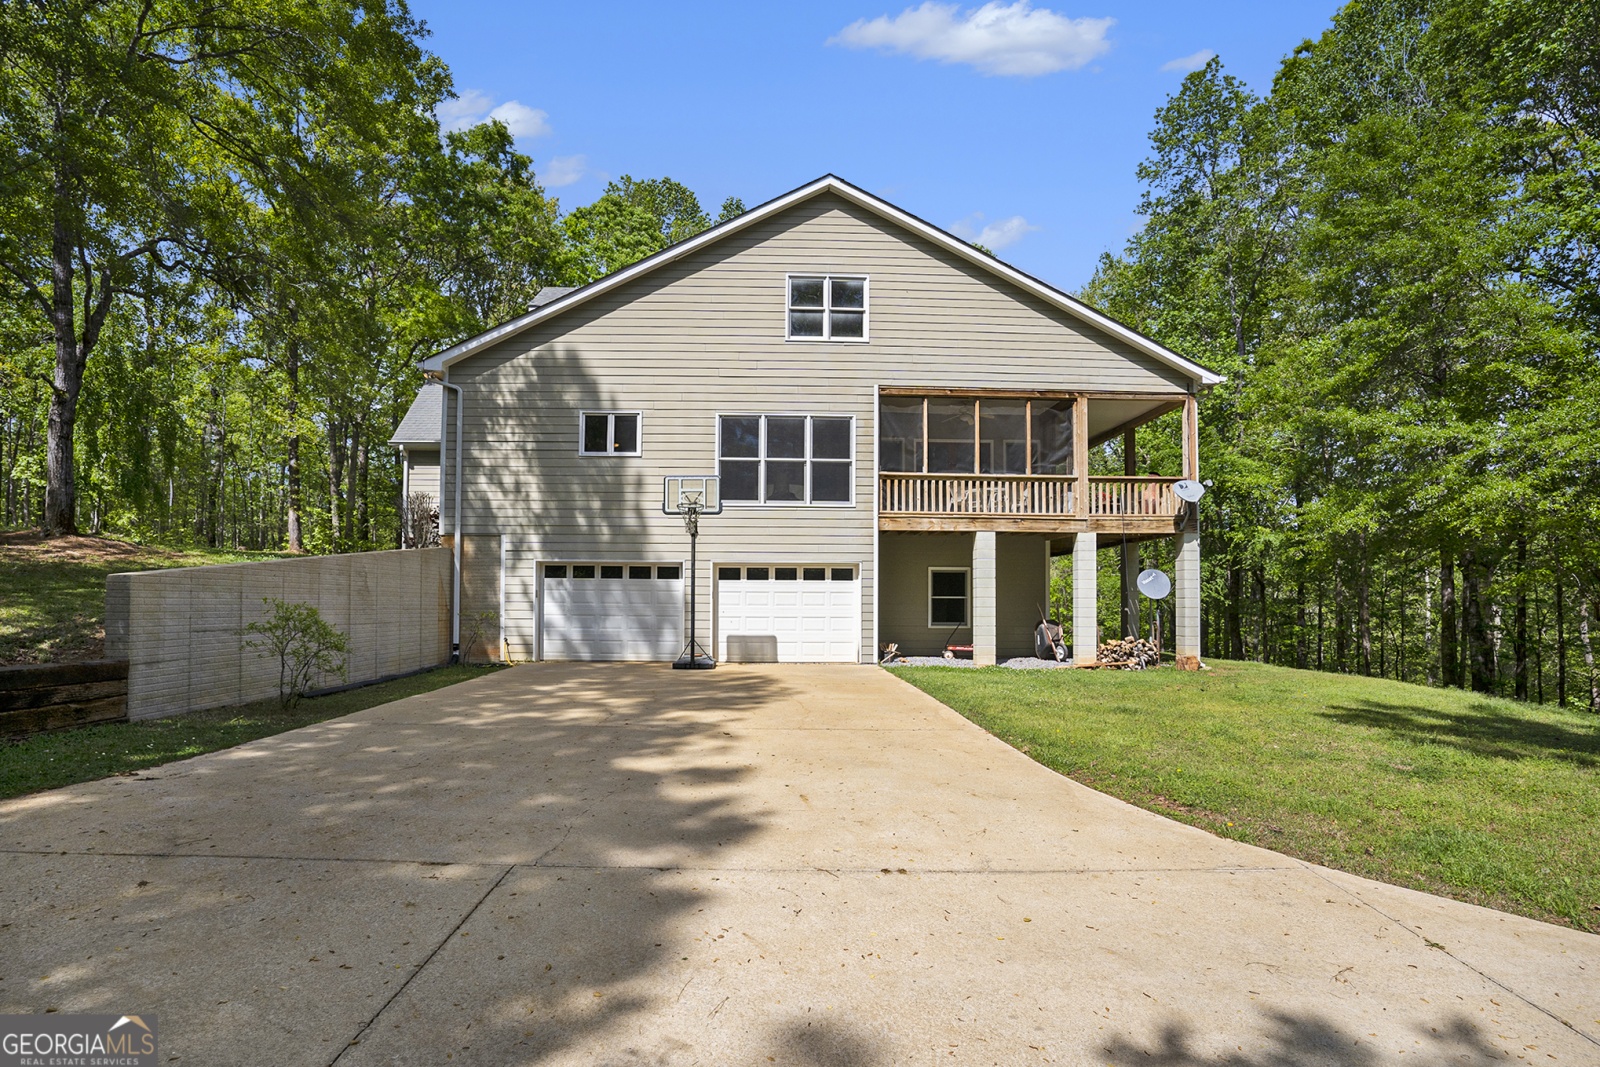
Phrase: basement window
[{"left": 929, "top": 568, "right": 970, "bottom": 628}]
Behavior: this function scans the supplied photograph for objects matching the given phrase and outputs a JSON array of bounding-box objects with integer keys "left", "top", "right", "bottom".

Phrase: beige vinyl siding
[
  {"left": 443, "top": 192, "right": 1188, "bottom": 662},
  {"left": 878, "top": 532, "right": 1048, "bottom": 659},
  {"left": 405, "top": 449, "right": 439, "bottom": 501}
]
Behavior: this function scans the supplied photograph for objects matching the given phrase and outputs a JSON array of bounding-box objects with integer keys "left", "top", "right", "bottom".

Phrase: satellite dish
[
  {"left": 1174, "top": 479, "right": 1206, "bottom": 503},
  {"left": 1136, "top": 568, "right": 1172, "bottom": 600}
]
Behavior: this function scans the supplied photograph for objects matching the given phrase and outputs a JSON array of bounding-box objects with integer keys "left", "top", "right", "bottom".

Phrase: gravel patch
[{"left": 887, "top": 656, "right": 1072, "bottom": 669}]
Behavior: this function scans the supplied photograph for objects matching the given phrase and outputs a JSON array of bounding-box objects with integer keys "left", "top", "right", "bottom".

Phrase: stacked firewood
[{"left": 1096, "top": 637, "right": 1161, "bottom": 669}]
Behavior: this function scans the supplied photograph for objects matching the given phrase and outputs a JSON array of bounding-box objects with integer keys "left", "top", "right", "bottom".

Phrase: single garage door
[
  {"left": 541, "top": 563, "right": 684, "bottom": 661},
  {"left": 717, "top": 565, "right": 860, "bottom": 663}
]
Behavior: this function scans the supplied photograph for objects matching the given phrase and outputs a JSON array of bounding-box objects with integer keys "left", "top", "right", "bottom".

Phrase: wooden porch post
[
  {"left": 1120, "top": 427, "right": 1139, "bottom": 639},
  {"left": 1073, "top": 395, "right": 1089, "bottom": 518}
]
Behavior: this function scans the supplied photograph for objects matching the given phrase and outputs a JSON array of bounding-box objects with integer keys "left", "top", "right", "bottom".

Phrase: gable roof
[
  {"left": 389, "top": 382, "right": 442, "bottom": 447},
  {"left": 422, "top": 175, "right": 1222, "bottom": 388}
]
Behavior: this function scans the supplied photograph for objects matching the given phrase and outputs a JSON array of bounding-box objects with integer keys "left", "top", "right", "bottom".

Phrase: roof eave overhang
[{"left": 425, "top": 176, "right": 1224, "bottom": 388}]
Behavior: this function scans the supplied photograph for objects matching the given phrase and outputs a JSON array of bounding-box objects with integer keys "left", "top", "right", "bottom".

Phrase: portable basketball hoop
[{"left": 663, "top": 476, "right": 722, "bottom": 669}]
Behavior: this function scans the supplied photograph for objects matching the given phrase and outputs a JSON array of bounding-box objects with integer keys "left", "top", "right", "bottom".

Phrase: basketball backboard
[{"left": 662, "top": 475, "right": 722, "bottom": 515}]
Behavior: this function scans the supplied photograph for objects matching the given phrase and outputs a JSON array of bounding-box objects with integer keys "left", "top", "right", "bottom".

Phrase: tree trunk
[
  {"left": 1513, "top": 537, "right": 1528, "bottom": 700},
  {"left": 1555, "top": 563, "right": 1567, "bottom": 707},
  {"left": 328, "top": 416, "right": 346, "bottom": 550},
  {"left": 1296, "top": 579, "right": 1308, "bottom": 669},
  {"left": 1579, "top": 597, "right": 1598, "bottom": 712},
  {"left": 1226, "top": 565, "right": 1244, "bottom": 660},
  {"left": 1254, "top": 564, "right": 1267, "bottom": 662},
  {"left": 1440, "top": 551, "right": 1458, "bottom": 688},
  {"left": 1357, "top": 541, "right": 1372, "bottom": 676},
  {"left": 1334, "top": 566, "right": 1348, "bottom": 673},
  {"left": 355, "top": 425, "right": 369, "bottom": 544},
  {"left": 44, "top": 180, "right": 82, "bottom": 536},
  {"left": 1461, "top": 549, "right": 1496, "bottom": 694},
  {"left": 285, "top": 339, "right": 305, "bottom": 553}
]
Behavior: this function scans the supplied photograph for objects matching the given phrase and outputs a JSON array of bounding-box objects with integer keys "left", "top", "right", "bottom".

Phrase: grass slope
[
  {"left": 0, "top": 665, "right": 500, "bottom": 799},
  {"left": 891, "top": 660, "right": 1600, "bottom": 931},
  {"left": 0, "top": 531, "right": 285, "bottom": 665}
]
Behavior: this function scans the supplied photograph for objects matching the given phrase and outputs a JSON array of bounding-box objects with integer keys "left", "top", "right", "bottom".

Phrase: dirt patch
[{"left": 0, "top": 531, "right": 180, "bottom": 565}]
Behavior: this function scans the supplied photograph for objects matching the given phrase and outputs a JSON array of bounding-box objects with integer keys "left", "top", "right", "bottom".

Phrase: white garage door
[
  {"left": 541, "top": 563, "right": 684, "bottom": 661},
  {"left": 717, "top": 565, "right": 860, "bottom": 663}
]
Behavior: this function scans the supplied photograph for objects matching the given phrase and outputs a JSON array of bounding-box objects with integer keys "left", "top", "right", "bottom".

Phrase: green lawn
[
  {"left": 0, "top": 531, "right": 284, "bottom": 665},
  {"left": 0, "top": 664, "right": 500, "bottom": 800},
  {"left": 890, "top": 660, "right": 1600, "bottom": 931}
]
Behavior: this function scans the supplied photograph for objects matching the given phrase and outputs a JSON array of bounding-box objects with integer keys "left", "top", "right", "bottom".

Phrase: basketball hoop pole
[
  {"left": 673, "top": 501, "right": 715, "bottom": 670},
  {"left": 664, "top": 476, "right": 719, "bottom": 670}
]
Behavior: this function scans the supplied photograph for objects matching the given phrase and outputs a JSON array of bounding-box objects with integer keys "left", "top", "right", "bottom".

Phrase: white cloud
[
  {"left": 1160, "top": 48, "right": 1215, "bottom": 74},
  {"left": 829, "top": 2, "right": 1114, "bottom": 77},
  {"left": 486, "top": 101, "right": 551, "bottom": 139},
  {"left": 436, "top": 89, "right": 551, "bottom": 139},
  {"left": 950, "top": 212, "right": 1039, "bottom": 250},
  {"left": 543, "top": 154, "right": 587, "bottom": 188}
]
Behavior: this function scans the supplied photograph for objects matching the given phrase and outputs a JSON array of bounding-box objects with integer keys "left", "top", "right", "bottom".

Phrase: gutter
[{"left": 430, "top": 373, "right": 465, "bottom": 663}]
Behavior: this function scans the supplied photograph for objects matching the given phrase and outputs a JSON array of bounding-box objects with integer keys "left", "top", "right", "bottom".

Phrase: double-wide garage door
[{"left": 716, "top": 565, "right": 860, "bottom": 663}]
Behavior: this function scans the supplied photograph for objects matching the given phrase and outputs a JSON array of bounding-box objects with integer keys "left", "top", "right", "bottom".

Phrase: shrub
[{"left": 242, "top": 599, "right": 350, "bottom": 708}]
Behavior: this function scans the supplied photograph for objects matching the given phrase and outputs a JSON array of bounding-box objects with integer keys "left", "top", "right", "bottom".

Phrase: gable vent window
[
  {"left": 579, "top": 411, "right": 641, "bottom": 456},
  {"left": 788, "top": 276, "right": 867, "bottom": 341}
]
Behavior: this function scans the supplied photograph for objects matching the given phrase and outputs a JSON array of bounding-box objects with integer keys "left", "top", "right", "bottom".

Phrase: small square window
[
  {"left": 745, "top": 567, "right": 769, "bottom": 580},
  {"left": 572, "top": 565, "right": 596, "bottom": 579},
  {"left": 656, "top": 565, "right": 681, "bottom": 580},
  {"left": 579, "top": 412, "right": 641, "bottom": 456},
  {"left": 787, "top": 275, "right": 868, "bottom": 341},
  {"left": 775, "top": 567, "right": 798, "bottom": 581},
  {"left": 545, "top": 564, "right": 568, "bottom": 579},
  {"left": 628, "top": 565, "right": 652, "bottom": 579},
  {"left": 803, "top": 567, "right": 826, "bottom": 581},
  {"left": 600, "top": 565, "right": 624, "bottom": 579},
  {"left": 831, "top": 568, "right": 854, "bottom": 581},
  {"left": 718, "top": 567, "right": 742, "bottom": 581}
]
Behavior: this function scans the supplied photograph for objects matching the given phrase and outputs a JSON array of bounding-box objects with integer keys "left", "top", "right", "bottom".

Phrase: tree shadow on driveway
[{"left": 1099, "top": 1010, "right": 1511, "bottom": 1066}]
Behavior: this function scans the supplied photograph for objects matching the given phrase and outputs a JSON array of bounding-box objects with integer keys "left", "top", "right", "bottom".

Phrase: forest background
[{"left": 1, "top": 0, "right": 1595, "bottom": 707}]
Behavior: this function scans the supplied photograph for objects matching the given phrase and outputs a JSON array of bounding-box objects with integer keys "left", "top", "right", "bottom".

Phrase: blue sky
[{"left": 414, "top": 1, "right": 1342, "bottom": 291}]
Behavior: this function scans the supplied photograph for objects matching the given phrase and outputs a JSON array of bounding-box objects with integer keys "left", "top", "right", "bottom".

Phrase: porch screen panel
[
  {"left": 879, "top": 398, "right": 924, "bottom": 472},
  {"left": 1030, "top": 400, "right": 1074, "bottom": 476},
  {"left": 927, "top": 399, "right": 976, "bottom": 473},
  {"left": 979, "top": 401, "right": 1028, "bottom": 475}
]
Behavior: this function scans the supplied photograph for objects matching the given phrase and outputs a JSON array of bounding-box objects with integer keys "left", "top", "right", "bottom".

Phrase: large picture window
[
  {"left": 718, "top": 415, "right": 854, "bottom": 504},
  {"left": 879, "top": 397, "right": 1074, "bottom": 475},
  {"left": 787, "top": 275, "right": 867, "bottom": 340}
]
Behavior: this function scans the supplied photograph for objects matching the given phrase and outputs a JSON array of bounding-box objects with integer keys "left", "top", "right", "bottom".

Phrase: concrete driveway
[{"left": 2, "top": 664, "right": 1596, "bottom": 1065}]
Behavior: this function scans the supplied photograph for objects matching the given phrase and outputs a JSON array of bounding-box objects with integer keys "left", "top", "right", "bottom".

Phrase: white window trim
[
  {"left": 715, "top": 413, "right": 857, "bottom": 508},
  {"left": 577, "top": 410, "right": 643, "bottom": 457},
  {"left": 785, "top": 273, "right": 870, "bottom": 343},
  {"left": 928, "top": 567, "right": 971, "bottom": 629}
]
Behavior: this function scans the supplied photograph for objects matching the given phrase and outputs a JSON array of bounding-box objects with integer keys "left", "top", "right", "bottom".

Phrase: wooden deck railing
[{"left": 879, "top": 473, "right": 1180, "bottom": 519}]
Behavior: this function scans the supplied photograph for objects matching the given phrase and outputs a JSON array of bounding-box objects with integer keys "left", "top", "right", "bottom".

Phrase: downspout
[{"left": 431, "top": 375, "right": 465, "bottom": 663}]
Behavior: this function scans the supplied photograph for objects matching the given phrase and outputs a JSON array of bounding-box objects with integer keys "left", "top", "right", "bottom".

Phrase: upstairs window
[
  {"left": 579, "top": 411, "right": 641, "bottom": 456},
  {"left": 718, "top": 414, "right": 854, "bottom": 504},
  {"left": 788, "top": 276, "right": 867, "bottom": 341}
]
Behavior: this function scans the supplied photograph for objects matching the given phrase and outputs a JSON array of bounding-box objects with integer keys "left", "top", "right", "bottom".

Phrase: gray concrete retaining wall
[{"left": 106, "top": 548, "right": 451, "bottom": 720}]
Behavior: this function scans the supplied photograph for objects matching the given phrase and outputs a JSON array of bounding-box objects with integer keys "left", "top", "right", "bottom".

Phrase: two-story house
[{"left": 407, "top": 175, "right": 1218, "bottom": 668}]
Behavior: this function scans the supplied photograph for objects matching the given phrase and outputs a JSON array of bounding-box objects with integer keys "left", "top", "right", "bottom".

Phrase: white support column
[
  {"left": 1176, "top": 526, "right": 1202, "bottom": 669},
  {"left": 973, "top": 531, "right": 997, "bottom": 666},
  {"left": 1072, "top": 532, "right": 1098, "bottom": 665}
]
